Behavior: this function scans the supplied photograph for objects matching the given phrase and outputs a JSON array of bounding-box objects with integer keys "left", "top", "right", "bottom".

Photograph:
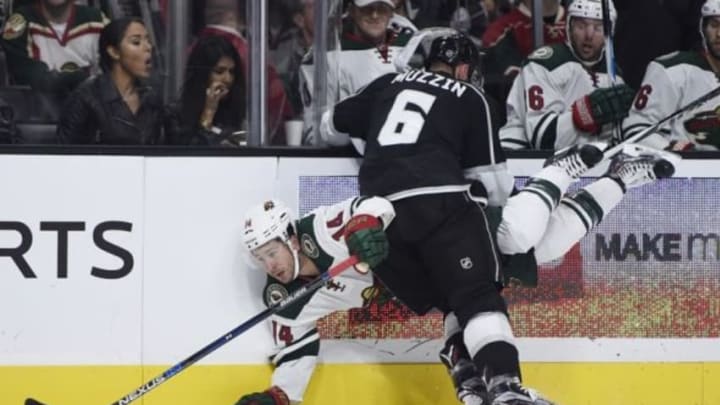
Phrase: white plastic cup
[{"left": 284, "top": 120, "right": 304, "bottom": 146}]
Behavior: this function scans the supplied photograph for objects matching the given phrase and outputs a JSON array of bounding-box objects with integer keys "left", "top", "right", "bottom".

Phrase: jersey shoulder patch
[
  {"left": 295, "top": 213, "right": 335, "bottom": 272},
  {"left": 525, "top": 44, "right": 575, "bottom": 71},
  {"left": 653, "top": 50, "right": 709, "bottom": 71},
  {"left": 2, "top": 13, "right": 27, "bottom": 40},
  {"left": 263, "top": 276, "right": 316, "bottom": 319}
]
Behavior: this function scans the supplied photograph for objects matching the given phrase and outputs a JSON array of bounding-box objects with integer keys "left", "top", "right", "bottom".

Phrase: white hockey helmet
[
  {"left": 702, "top": 0, "right": 720, "bottom": 17},
  {"left": 700, "top": 0, "right": 720, "bottom": 54},
  {"left": 565, "top": 0, "right": 616, "bottom": 64},
  {"left": 242, "top": 199, "right": 301, "bottom": 280},
  {"left": 242, "top": 199, "right": 295, "bottom": 250},
  {"left": 566, "top": 0, "right": 616, "bottom": 24},
  {"left": 565, "top": 0, "right": 617, "bottom": 38}
]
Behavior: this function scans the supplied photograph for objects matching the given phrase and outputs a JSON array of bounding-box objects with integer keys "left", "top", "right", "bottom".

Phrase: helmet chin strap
[{"left": 285, "top": 239, "right": 301, "bottom": 281}]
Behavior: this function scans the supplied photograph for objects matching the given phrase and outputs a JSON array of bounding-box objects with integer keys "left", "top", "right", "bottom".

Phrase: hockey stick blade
[
  {"left": 26, "top": 255, "right": 360, "bottom": 405},
  {"left": 603, "top": 85, "right": 720, "bottom": 158}
]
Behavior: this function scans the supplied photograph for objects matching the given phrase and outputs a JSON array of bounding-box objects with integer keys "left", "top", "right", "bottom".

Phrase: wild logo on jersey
[
  {"left": 683, "top": 106, "right": 720, "bottom": 148},
  {"left": 265, "top": 283, "right": 289, "bottom": 305}
]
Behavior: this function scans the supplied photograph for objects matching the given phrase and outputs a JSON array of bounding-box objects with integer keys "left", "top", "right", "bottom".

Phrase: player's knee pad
[{"left": 463, "top": 311, "right": 516, "bottom": 358}]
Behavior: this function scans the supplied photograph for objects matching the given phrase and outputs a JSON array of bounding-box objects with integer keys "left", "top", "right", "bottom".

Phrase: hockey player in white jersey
[
  {"left": 232, "top": 143, "right": 680, "bottom": 405},
  {"left": 500, "top": 0, "right": 636, "bottom": 150},
  {"left": 622, "top": 0, "right": 720, "bottom": 151},
  {"left": 441, "top": 141, "right": 681, "bottom": 405},
  {"left": 235, "top": 196, "right": 394, "bottom": 405}
]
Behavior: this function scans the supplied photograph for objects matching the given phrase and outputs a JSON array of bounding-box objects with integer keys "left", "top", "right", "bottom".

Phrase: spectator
[
  {"left": 482, "top": 0, "right": 566, "bottom": 78},
  {"left": 622, "top": 0, "right": 720, "bottom": 151},
  {"left": 269, "top": 0, "right": 314, "bottom": 115},
  {"left": 166, "top": 35, "right": 246, "bottom": 146},
  {"left": 481, "top": 0, "right": 566, "bottom": 107},
  {"left": 196, "top": 0, "right": 294, "bottom": 145},
  {"left": 1, "top": 0, "right": 108, "bottom": 96},
  {"left": 57, "top": 17, "right": 163, "bottom": 144},
  {"left": 299, "top": 0, "right": 411, "bottom": 144},
  {"left": 499, "top": 0, "right": 635, "bottom": 150}
]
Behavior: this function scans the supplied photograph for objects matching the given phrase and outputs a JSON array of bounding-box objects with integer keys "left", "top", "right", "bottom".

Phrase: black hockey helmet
[
  {"left": 424, "top": 32, "right": 481, "bottom": 84},
  {"left": 425, "top": 33, "right": 479, "bottom": 68}
]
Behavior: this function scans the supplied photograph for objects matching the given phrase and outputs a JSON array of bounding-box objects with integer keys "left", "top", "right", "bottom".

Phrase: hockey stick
[
  {"left": 602, "top": 85, "right": 720, "bottom": 157},
  {"left": 26, "top": 255, "right": 361, "bottom": 405},
  {"left": 600, "top": 0, "right": 622, "bottom": 145}
]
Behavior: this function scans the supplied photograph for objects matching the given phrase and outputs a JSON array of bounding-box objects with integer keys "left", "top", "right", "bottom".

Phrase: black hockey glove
[
  {"left": 344, "top": 214, "right": 389, "bottom": 268},
  {"left": 236, "top": 386, "right": 289, "bottom": 405},
  {"left": 572, "top": 84, "right": 635, "bottom": 133}
]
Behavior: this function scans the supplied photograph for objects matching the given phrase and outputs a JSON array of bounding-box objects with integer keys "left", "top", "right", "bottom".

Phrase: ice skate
[
  {"left": 606, "top": 143, "right": 680, "bottom": 189},
  {"left": 543, "top": 142, "right": 606, "bottom": 178}
]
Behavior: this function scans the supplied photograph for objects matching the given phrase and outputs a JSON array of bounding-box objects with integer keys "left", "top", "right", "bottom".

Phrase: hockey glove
[
  {"left": 235, "top": 386, "right": 289, "bottom": 405},
  {"left": 571, "top": 84, "right": 635, "bottom": 133},
  {"left": 344, "top": 214, "right": 389, "bottom": 268}
]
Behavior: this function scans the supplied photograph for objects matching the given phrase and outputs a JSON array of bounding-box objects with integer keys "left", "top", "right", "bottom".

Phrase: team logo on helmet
[
  {"left": 460, "top": 257, "right": 473, "bottom": 270},
  {"left": 300, "top": 233, "right": 320, "bottom": 259},
  {"left": 265, "top": 283, "right": 289, "bottom": 306},
  {"left": 264, "top": 200, "right": 275, "bottom": 210}
]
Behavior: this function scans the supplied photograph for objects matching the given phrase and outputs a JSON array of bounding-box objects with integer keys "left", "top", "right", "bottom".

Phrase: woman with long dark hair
[
  {"left": 57, "top": 17, "right": 164, "bottom": 144},
  {"left": 166, "top": 35, "right": 246, "bottom": 146}
]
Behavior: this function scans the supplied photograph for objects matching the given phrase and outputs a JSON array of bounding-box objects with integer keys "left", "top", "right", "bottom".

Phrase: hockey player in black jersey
[
  {"left": 321, "top": 31, "right": 551, "bottom": 405},
  {"left": 319, "top": 30, "right": 681, "bottom": 405}
]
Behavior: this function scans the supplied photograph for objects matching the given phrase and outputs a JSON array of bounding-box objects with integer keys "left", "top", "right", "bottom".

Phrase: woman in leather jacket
[
  {"left": 57, "top": 17, "right": 164, "bottom": 145},
  {"left": 165, "top": 35, "right": 247, "bottom": 146}
]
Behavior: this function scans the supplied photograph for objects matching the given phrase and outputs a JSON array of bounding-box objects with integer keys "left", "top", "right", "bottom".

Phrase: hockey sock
[
  {"left": 534, "top": 177, "right": 624, "bottom": 263},
  {"left": 463, "top": 311, "right": 520, "bottom": 379},
  {"left": 521, "top": 165, "right": 576, "bottom": 210}
]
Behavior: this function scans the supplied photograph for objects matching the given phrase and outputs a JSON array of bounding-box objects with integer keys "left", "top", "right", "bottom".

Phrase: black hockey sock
[{"left": 472, "top": 341, "right": 521, "bottom": 381}]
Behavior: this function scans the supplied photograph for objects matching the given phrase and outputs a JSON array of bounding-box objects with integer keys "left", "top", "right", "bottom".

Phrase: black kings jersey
[{"left": 331, "top": 69, "right": 509, "bottom": 202}]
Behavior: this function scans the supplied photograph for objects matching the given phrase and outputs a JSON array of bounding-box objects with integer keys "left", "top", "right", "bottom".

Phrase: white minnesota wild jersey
[
  {"left": 500, "top": 43, "right": 625, "bottom": 150},
  {"left": 262, "top": 196, "right": 395, "bottom": 402},
  {"left": 623, "top": 51, "right": 720, "bottom": 151}
]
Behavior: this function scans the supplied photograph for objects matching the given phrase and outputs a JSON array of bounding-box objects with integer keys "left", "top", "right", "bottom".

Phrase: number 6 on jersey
[{"left": 377, "top": 89, "right": 436, "bottom": 146}]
